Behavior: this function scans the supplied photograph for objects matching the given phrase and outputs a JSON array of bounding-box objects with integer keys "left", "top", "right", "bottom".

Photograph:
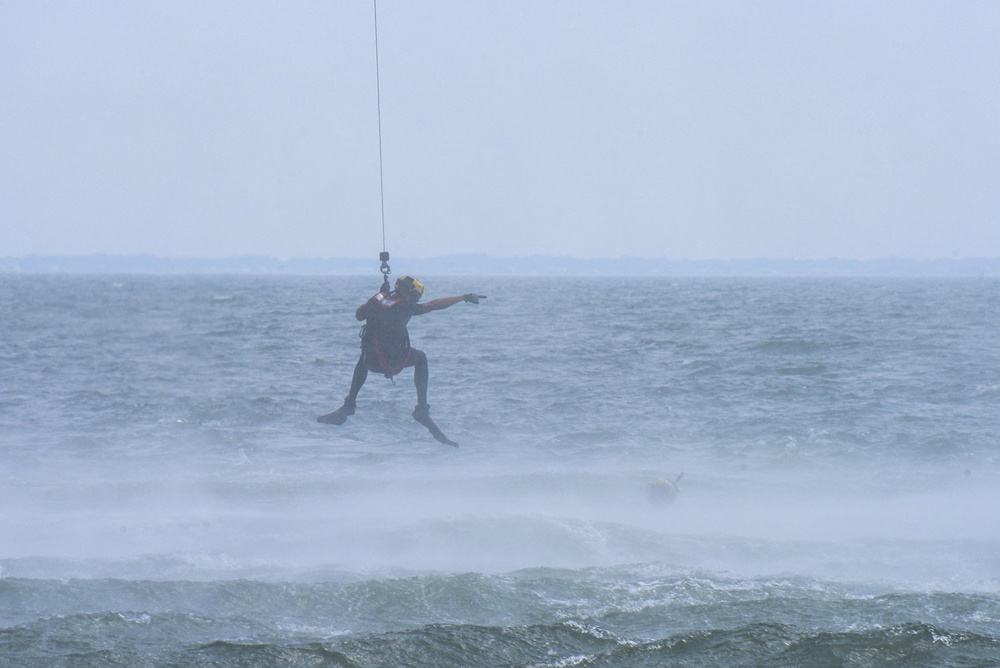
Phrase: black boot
[
  {"left": 318, "top": 397, "right": 356, "bottom": 425},
  {"left": 412, "top": 404, "right": 458, "bottom": 447}
]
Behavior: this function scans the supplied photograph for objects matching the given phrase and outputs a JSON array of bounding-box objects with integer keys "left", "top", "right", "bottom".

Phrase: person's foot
[
  {"left": 412, "top": 403, "right": 430, "bottom": 422},
  {"left": 318, "top": 397, "right": 356, "bottom": 425},
  {"left": 411, "top": 403, "right": 458, "bottom": 447}
]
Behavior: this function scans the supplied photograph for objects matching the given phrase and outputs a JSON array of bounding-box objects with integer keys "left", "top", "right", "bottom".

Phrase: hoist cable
[{"left": 373, "top": 0, "right": 387, "bottom": 255}]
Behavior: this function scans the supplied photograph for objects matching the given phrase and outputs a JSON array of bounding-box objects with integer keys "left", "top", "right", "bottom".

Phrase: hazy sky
[{"left": 3, "top": 1, "right": 999, "bottom": 260}]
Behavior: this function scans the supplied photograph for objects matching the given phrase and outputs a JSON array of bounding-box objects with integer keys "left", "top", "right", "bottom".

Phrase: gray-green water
[{"left": 2, "top": 275, "right": 998, "bottom": 666}]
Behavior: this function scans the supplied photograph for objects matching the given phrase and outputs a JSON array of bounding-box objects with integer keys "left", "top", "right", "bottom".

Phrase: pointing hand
[{"left": 463, "top": 293, "right": 486, "bottom": 304}]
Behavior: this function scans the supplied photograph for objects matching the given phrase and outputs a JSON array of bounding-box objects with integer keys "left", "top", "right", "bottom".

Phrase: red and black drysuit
[{"left": 348, "top": 290, "right": 430, "bottom": 404}]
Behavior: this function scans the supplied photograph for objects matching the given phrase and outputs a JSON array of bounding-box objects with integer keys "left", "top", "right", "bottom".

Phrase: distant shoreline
[{"left": 2, "top": 254, "right": 999, "bottom": 277}]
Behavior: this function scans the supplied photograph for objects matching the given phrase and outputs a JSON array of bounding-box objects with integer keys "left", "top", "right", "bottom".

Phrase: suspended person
[{"left": 318, "top": 275, "right": 485, "bottom": 445}]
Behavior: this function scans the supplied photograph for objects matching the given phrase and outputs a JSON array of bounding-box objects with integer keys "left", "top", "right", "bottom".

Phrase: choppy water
[{"left": 2, "top": 274, "right": 999, "bottom": 666}]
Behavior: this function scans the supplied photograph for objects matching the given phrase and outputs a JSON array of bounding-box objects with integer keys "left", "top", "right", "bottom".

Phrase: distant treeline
[{"left": 2, "top": 254, "right": 1000, "bottom": 277}]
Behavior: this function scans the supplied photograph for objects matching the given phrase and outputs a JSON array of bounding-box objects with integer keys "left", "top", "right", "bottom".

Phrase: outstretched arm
[{"left": 421, "top": 293, "right": 486, "bottom": 312}]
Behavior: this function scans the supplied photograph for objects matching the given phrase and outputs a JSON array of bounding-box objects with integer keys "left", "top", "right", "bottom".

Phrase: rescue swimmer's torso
[{"left": 357, "top": 291, "right": 427, "bottom": 376}]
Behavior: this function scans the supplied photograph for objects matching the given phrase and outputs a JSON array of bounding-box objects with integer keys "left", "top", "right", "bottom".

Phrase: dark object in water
[{"left": 647, "top": 473, "right": 683, "bottom": 504}]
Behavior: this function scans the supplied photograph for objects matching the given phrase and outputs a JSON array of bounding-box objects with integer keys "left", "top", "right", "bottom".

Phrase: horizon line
[{"left": 2, "top": 253, "right": 999, "bottom": 277}]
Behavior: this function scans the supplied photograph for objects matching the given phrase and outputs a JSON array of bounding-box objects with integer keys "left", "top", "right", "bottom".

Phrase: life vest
[
  {"left": 372, "top": 291, "right": 402, "bottom": 308},
  {"left": 359, "top": 291, "right": 413, "bottom": 377}
]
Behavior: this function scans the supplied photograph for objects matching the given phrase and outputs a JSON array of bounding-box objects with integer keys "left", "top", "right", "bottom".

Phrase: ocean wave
[{"left": 5, "top": 616, "right": 996, "bottom": 667}]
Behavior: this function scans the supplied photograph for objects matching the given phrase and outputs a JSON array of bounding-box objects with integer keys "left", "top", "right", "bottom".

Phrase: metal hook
[{"left": 379, "top": 251, "right": 391, "bottom": 293}]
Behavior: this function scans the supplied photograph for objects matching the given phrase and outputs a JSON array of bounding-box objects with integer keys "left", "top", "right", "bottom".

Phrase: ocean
[{"left": 1, "top": 274, "right": 998, "bottom": 667}]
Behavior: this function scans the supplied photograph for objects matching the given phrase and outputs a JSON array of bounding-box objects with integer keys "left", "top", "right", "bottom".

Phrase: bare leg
[
  {"left": 408, "top": 348, "right": 457, "bottom": 446},
  {"left": 410, "top": 349, "right": 428, "bottom": 406},
  {"left": 347, "top": 357, "right": 368, "bottom": 401},
  {"left": 318, "top": 356, "right": 366, "bottom": 425}
]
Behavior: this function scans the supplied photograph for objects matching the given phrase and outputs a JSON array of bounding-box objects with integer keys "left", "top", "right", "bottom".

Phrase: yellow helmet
[{"left": 395, "top": 275, "right": 424, "bottom": 298}]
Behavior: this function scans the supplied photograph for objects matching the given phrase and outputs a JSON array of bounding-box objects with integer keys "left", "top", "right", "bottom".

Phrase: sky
[{"left": 2, "top": 1, "right": 999, "bottom": 261}]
